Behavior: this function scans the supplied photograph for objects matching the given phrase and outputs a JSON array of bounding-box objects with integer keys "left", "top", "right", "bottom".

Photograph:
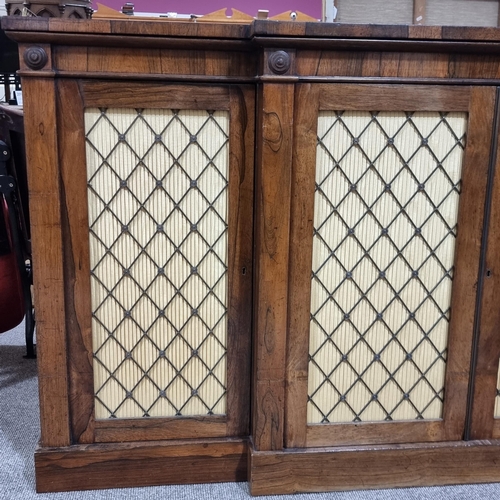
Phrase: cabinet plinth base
[
  {"left": 249, "top": 439, "right": 500, "bottom": 496},
  {"left": 35, "top": 438, "right": 248, "bottom": 493}
]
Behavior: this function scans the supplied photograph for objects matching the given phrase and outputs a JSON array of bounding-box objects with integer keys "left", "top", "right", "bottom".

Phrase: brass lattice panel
[
  {"left": 308, "top": 111, "right": 467, "bottom": 424},
  {"left": 85, "top": 108, "right": 229, "bottom": 419}
]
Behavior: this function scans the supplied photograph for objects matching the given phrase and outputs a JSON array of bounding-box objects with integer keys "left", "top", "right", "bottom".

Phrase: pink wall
[{"left": 93, "top": 1, "right": 322, "bottom": 18}]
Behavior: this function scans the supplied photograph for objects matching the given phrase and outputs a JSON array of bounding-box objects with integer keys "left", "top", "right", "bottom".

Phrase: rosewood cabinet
[{"left": 3, "top": 15, "right": 500, "bottom": 495}]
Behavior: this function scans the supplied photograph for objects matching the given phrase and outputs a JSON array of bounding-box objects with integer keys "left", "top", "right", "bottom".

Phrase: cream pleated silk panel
[
  {"left": 308, "top": 111, "right": 467, "bottom": 424},
  {"left": 85, "top": 108, "right": 229, "bottom": 419}
]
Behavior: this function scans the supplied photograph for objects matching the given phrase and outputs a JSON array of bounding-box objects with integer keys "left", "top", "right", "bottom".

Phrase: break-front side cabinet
[{"left": 3, "top": 16, "right": 500, "bottom": 495}]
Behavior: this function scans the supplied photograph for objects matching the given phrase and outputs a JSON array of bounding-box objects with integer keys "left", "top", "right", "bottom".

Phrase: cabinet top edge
[{"left": 3, "top": 17, "right": 500, "bottom": 44}]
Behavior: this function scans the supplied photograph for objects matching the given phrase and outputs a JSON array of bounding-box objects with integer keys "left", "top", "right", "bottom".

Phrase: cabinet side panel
[
  {"left": 22, "top": 77, "right": 71, "bottom": 447},
  {"left": 57, "top": 79, "right": 95, "bottom": 444}
]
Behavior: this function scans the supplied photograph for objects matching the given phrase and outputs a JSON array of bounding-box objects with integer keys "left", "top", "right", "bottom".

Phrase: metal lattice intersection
[
  {"left": 85, "top": 108, "right": 229, "bottom": 419},
  {"left": 308, "top": 110, "right": 467, "bottom": 424}
]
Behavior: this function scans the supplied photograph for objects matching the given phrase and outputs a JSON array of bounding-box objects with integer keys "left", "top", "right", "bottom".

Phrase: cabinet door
[
  {"left": 57, "top": 80, "right": 254, "bottom": 444},
  {"left": 286, "top": 84, "right": 495, "bottom": 448}
]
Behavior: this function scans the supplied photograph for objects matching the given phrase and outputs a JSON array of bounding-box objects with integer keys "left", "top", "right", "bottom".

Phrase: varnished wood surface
[
  {"left": 94, "top": 416, "right": 228, "bottom": 442},
  {"left": 15, "top": 42, "right": 500, "bottom": 85},
  {"left": 22, "top": 77, "right": 71, "bottom": 448},
  {"left": 9, "top": 32, "right": 255, "bottom": 52},
  {"left": 35, "top": 438, "right": 248, "bottom": 493},
  {"left": 295, "top": 51, "right": 500, "bottom": 80},
  {"left": 442, "top": 86, "right": 497, "bottom": 440},
  {"left": 317, "top": 84, "right": 471, "bottom": 110},
  {"left": 5, "top": 17, "right": 500, "bottom": 43},
  {"left": 255, "top": 37, "right": 500, "bottom": 56},
  {"left": 80, "top": 81, "right": 233, "bottom": 109},
  {"left": 306, "top": 421, "right": 445, "bottom": 447},
  {"left": 469, "top": 88, "right": 500, "bottom": 440},
  {"left": 54, "top": 46, "right": 257, "bottom": 77},
  {"left": 285, "top": 83, "right": 319, "bottom": 448},
  {"left": 252, "top": 21, "right": 500, "bottom": 42},
  {"left": 252, "top": 83, "right": 294, "bottom": 451},
  {"left": 225, "top": 86, "right": 255, "bottom": 437},
  {"left": 57, "top": 79, "right": 95, "bottom": 445},
  {"left": 249, "top": 439, "right": 500, "bottom": 495},
  {"left": 1, "top": 17, "right": 251, "bottom": 39}
]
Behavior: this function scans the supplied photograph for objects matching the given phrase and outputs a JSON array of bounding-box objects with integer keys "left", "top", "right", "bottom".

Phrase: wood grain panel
[
  {"left": 53, "top": 46, "right": 88, "bottom": 72},
  {"left": 318, "top": 84, "right": 471, "bottom": 111},
  {"left": 442, "top": 86, "right": 497, "bottom": 440},
  {"left": 225, "top": 86, "right": 255, "bottom": 436},
  {"left": 95, "top": 416, "right": 227, "bottom": 442},
  {"left": 408, "top": 26, "right": 443, "bottom": 39},
  {"left": 87, "top": 47, "right": 162, "bottom": 74},
  {"left": 252, "top": 20, "right": 409, "bottom": 39},
  {"left": 57, "top": 79, "right": 95, "bottom": 444},
  {"left": 306, "top": 420, "right": 443, "bottom": 447},
  {"left": 81, "top": 81, "right": 231, "bottom": 110},
  {"left": 285, "top": 83, "right": 320, "bottom": 448},
  {"left": 22, "top": 77, "right": 70, "bottom": 447},
  {"left": 160, "top": 50, "right": 255, "bottom": 77},
  {"left": 249, "top": 439, "right": 500, "bottom": 495},
  {"left": 59, "top": 47, "right": 256, "bottom": 78},
  {"left": 295, "top": 51, "right": 500, "bottom": 81},
  {"left": 252, "top": 83, "right": 294, "bottom": 451},
  {"left": 469, "top": 88, "right": 500, "bottom": 439},
  {"left": 8, "top": 17, "right": 500, "bottom": 43},
  {"left": 36, "top": 438, "right": 248, "bottom": 493}
]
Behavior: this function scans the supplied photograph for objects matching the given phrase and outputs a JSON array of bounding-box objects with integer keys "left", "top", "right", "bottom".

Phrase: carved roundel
[
  {"left": 268, "top": 50, "right": 291, "bottom": 75},
  {"left": 24, "top": 46, "right": 48, "bottom": 71}
]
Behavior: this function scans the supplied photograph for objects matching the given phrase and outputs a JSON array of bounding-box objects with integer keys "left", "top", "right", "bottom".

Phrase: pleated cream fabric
[
  {"left": 308, "top": 111, "right": 467, "bottom": 424},
  {"left": 85, "top": 108, "right": 229, "bottom": 419}
]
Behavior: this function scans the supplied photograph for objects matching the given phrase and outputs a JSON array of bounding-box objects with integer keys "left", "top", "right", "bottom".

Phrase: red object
[{"left": 0, "top": 199, "right": 24, "bottom": 333}]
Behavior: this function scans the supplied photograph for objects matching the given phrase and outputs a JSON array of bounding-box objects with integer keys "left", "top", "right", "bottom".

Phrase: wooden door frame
[{"left": 469, "top": 86, "right": 500, "bottom": 440}]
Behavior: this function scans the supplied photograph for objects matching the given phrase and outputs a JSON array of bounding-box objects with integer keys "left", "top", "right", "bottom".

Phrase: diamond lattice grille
[
  {"left": 308, "top": 111, "right": 467, "bottom": 424},
  {"left": 85, "top": 108, "right": 229, "bottom": 419}
]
